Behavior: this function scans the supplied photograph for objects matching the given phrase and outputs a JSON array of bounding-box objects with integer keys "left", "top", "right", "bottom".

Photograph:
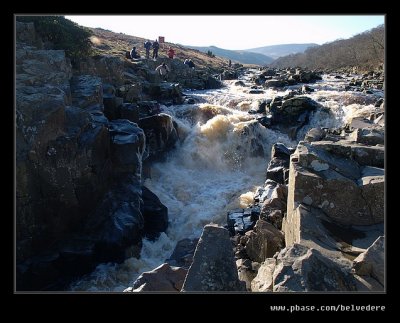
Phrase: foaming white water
[{"left": 70, "top": 72, "right": 381, "bottom": 291}]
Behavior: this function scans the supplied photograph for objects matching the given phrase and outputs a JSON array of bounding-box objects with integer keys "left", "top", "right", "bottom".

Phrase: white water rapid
[{"left": 70, "top": 70, "right": 383, "bottom": 291}]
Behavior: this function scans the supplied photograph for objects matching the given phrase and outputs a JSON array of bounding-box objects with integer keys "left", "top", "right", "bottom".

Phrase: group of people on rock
[
  {"left": 129, "top": 39, "right": 173, "bottom": 60},
  {"left": 128, "top": 39, "right": 198, "bottom": 82}
]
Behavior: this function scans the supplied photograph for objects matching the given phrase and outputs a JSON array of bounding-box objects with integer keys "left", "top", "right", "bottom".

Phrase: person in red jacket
[{"left": 167, "top": 47, "right": 175, "bottom": 59}]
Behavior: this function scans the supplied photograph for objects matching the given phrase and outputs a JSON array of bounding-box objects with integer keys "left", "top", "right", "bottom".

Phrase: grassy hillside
[
  {"left": 245, "top": 43, "right": 318, "bottom": 59},
  {"left": 188, "top": 45, "right": 274, "bottom": 65},
  {"left": 269, "top": 25, "right": 384, "bottom": 71},
  {"left": 88, "top": 28, "right": 229, "bottom": 71}
]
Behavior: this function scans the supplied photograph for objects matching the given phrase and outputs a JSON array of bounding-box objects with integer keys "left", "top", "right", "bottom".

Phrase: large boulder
[
  {"left": 251, "top": 258, "right": 276, "bottom": 292},
  {"left": 265, "top": 143, "right": 295, "bottom": 184},
  {"left": 273, "top": 244, "right": 357, "bottom": 291},
  {"left": 285, "top": 141, "right": 384, "bottom": 226},
  {"left": 16, "top": 48, "right": 72, "bottom": 86},
  {"left": 70, "top": 75, "right": 103, "bottom": 109},
  {"left": 244, "top": 220, "right": 285, "bottom": 263},
  {"left": 138, "top": 113, "right": 178, "bottom": 162},
  {"left": 353, "top": 236, "right": 384, "bottom": 286},
  {"left": 266, "top": 96, "right": 325, "bottom": 139},
  {"left": 141, "top": 186, "right": 168, "bottom": 239},
  {"left": 125, "top": 263, "right": 187, "bottom": 292},
  {"left": 76, "top": 55, "right": 125, "bottom": 86},
  {"left": 84, "top": 175, "right": 143, "bottom": 263},
  {"left": 16, "top": 40, "right": 149, "bottom": 290},
  {"left": 108, "top": 119, "right": 146, "bottom": 177},
  {"left": 182, "top": 224, "right": 245, "bottom": 291}
]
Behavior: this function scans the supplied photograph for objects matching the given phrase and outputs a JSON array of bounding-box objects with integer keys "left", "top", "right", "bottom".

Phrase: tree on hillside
[
  {"left": 16, "top": 16, "right": 93, "bottom": 63},
  {"left": 270, "top": 24, "right": 384, "bottom": 71}
]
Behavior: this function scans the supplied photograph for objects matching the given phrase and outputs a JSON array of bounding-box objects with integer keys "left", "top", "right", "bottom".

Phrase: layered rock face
[
  {"left": 231, "top": 111, "right": 384, "bottom": 292},
  {"left": 260, "top": 119, "right": 384, "bottom": 291},
  {"left": 16, "top": 22, "right": 177, "bottom": 290}
]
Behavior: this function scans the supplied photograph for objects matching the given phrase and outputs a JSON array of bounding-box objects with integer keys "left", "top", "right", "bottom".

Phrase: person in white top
[{"left": 155, "top": 62, "right": 170, "bottom": 81}]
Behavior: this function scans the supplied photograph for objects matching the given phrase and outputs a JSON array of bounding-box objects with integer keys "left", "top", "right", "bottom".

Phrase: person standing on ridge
[
  {"left": 152, "top": 39, "right": 160, "bottom": 60},
  {"left": 144, "top": 40, "right": 152, "bottom": 59},
  {"left": 167, "top": 47, "right": 175, "bottom": 59}
]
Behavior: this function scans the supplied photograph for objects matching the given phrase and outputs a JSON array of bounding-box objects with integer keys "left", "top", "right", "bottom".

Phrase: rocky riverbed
[{"left": 16, "top": 21, "right": 384, "bottom": 292}]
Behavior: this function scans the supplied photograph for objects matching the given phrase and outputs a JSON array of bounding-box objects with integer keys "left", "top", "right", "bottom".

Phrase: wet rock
[
  {"left": 249, "top": 89, "right": 264, "bottom": 94},
  {"left": 264, "top": 79, "right": 286, "bottom": 88},
  {"left": 234, "top": 80, "right": 246, "bottom": 86},
  {"left": 257, "top": 115, "right": 273, "bottom": 128},
  {"left": 221, "top": 70, "right": 238, "bottom": 80},
  {"left": 85, "top": 175, "right": 143, "bottom": 264},
  {"left": 268, "top": 96, "right": 323, "bottom": 139},
  {"left": 126, "top": 263, "right": 187, "bottom": 292},
  {"left": 109, "top": 119, "right": 145, "bottom": 176},
  {"left": 304, "top": 127, "right": 326, "bottom": 142},
  {"left": 141, "top": 186, "right": 168, "bottom": 240},
  {"left": 265, "top": 143, "right": 294, "bottom": 184},
  {"left": 301, "top": 84, "right": 314, "bottom": 93},
  {"left": 119, "top": 83, "right": 143, "bottom": 103},
  {"left": 182, "top": 224, "right": 246, "bottom": 291},
  {"left": 119, "top": 103, "right": 140, "bottom": 124},
  {"left": 103, "top": 95, "right": 124, "bottom": 120},
  {"left": 138, "top": 113, "right": 178, "bottom": 162},
  {"left": 260, "top": 183, "right": 287, "bottom": 226},
  {"left": 205, "top": 76, "right": 222, "bottom": 89},
  {"left": 271, "top": 143, "right": 295, "bottom": 159},
  {"left": 70, "top": 75, "right": 103, "bottom": 109},
  {"left": 143, "top": 82, "right": 183, "bottom": 104},
  {"left": 226, "top": 207, "right": 259, "bottom": 235},
  {"left": 166, "top": 238, "right": 199, "bottom": 269}
]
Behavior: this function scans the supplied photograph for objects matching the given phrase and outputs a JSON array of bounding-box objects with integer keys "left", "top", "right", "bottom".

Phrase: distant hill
[
  {"left": 188, "top": 45, "right": 274, "bottom": 65},
  {"left": 269, "top": 25, "right": 384, "bottom": 71},
  {"left": 245, "top": 43, "right": 318, "bottom": 59}
]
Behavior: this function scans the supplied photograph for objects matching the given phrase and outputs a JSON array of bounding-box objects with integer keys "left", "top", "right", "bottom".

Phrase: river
[{"left": 70, "top": 69, "right": 383, "bottom": 291}]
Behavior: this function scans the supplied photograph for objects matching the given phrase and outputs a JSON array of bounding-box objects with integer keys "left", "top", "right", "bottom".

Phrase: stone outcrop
[
  {"left": 272, "top": 244, "right": 357, "bottom": 292},
  {"left": 250, "top": 258, "right": 276, "bottom": 292},
  {"left": 284, "top": 141, "right": 384, "bottom": 227},
  {"left": 138, "top": 113, "right": 179, "bottom": 162},
  {"left": 182, "top": 224, "right": 245, "bottom": 291},
  {"left": 16, "top": 22, "right": 176, "bottom": 290},
  {"left": 265, "top": 143, "right": 295, "bottom": 185},
  {"left": 353, "top": 236, "right": 384, "bottom": 286},
  {"left": 244, "top": 219, "right": 284, "bottom": 263},
  {"left": 260, "top": 96, "right": 328, "bottom": 139},
  {"left": 125, "top": 263, "right": 187, "bottom": 292},
  {"left": 141, "top": 186, "right": 168, "bottom": 239}
]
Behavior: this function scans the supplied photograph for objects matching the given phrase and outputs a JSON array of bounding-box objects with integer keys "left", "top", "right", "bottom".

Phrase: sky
[{"left": 65, "top": 15, "right": 384, "bottom": 50}]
